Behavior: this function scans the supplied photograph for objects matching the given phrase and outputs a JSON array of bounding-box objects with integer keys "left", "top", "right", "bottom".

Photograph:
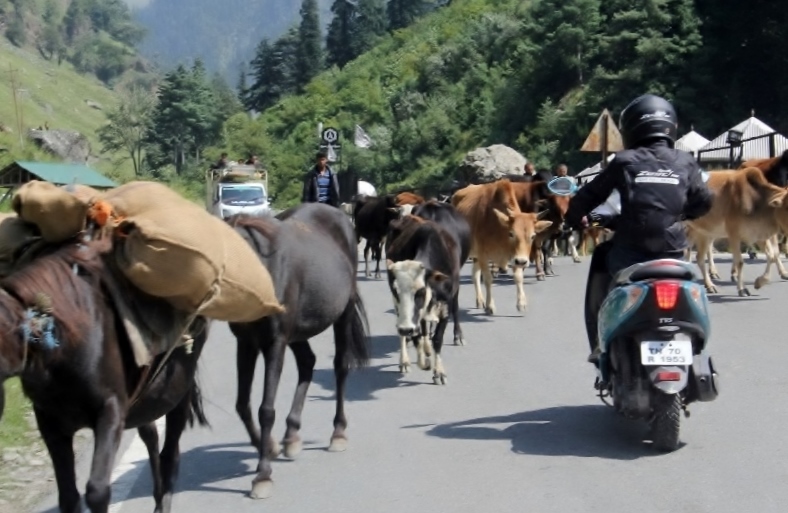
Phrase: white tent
[
  {"left": 675, "top": 130, "right": 710, "bottom": 157},
  {"left": 698, "top": 116, "right": 788, "bottom": 162},
  {"left": 576, "top": 153, "right": 616, "bottom": 184}
]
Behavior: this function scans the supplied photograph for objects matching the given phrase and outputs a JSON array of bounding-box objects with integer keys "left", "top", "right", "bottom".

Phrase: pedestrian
[{"left": 302, "top": 151, "right": 340, "bottom": 207}]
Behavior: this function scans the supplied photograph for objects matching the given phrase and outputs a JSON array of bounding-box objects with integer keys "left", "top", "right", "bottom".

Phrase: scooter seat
[{"left": 614, "top": 259, "right": 701, "bottom": 285}]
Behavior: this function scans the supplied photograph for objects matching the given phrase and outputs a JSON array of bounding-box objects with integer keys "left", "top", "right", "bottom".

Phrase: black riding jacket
[{"left": 565, "top": 139, "right": 714, "bottom": 254}]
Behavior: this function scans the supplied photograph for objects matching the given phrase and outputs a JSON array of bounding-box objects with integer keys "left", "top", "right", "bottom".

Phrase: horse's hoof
[
  {"left": 328, "top": 436, "right": 348, "bottom": 452},
  {"left": 754, "top": 276, "right": 770, "bottom": 290},
  {"left": 250, "top": 479, "right": 274, "bottom": 500},
  {"left": 399, "top": 363, "right": 410, "bottom": 374},
  {"left": 267, "top": 438, "right": 281, "bottom": 459},
  {"left": 536, "top": 274, "right": 546, "bottom": 281},
  {"left": 433, "top": 373, "right": 447, "bottom": 385},
  {"left": 739, "top": 288, "right": 751, "bottom": 297},
  {"left": 283, "top": 438, "right": 303, "bottom": 459}
]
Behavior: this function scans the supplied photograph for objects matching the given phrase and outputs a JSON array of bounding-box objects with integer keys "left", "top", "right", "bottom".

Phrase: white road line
[{"left": 107, "top": 417, "right": 166, "bottom": 513}]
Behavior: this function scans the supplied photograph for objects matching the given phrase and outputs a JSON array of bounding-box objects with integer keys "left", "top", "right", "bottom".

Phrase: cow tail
[{"left": 344, "top": 291, "right": 371, "bottom": 370}]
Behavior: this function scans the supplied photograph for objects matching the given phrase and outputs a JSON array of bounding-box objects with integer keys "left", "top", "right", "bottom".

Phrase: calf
[
  {"left": 451, "top": 180, "right": 552, "bottom": 314},
  {"left": 385, "top": 215, "right": 460, "bottom": 385},
  {"left": 353, "top": 195, "right": 400, "bottom": 278},
  {"left": 412, "top": 200, "right": 472, "bottom": 345}
]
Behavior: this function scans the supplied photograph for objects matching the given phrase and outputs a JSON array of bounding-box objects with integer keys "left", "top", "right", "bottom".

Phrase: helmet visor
[{"left": 546, "top": 176, "right": 578, "bottom": 196}]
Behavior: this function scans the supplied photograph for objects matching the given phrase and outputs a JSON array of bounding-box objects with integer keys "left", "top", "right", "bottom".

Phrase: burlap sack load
[
  {"left": 12, "top": 180, "right": 90, "bottom": 243},
  {"left": 0, "top": 213, "right": 38, "bottom": 277},
  {"left": 62, "top": 183, "right": 101, "bottom": 204},
  {"left": 95, "top": 181, "right": 284, "bottom": 323}
]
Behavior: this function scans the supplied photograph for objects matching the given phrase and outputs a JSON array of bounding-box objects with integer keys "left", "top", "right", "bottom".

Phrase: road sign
[
  {"left": 322, "top": 127, "right": 339, "bottom": 144},
  {"left": 580, "top": 109, "right": 624, "bottom": 153}
]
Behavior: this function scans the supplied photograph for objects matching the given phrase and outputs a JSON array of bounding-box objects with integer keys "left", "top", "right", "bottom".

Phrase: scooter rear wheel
[{"left": 650, "top": 394, "right": 681, "bottom": 452}]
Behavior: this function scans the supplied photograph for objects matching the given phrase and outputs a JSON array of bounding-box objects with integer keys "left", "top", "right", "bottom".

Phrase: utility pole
[{"left": 7, "top": 65, "right": 23, "bottom": 147}]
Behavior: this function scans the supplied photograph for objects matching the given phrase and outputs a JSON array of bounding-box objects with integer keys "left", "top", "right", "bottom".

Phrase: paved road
[{"left": 36, "top": 253, "right": 788, "bottom": 513}]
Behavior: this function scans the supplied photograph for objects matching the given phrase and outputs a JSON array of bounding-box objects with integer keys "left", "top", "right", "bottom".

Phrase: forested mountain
[
  {"left": 129, "top": 0, "right": 333, "bottom": 82},
  {"left": 210, "top": 0, "right": 788, "bottom": 206}
]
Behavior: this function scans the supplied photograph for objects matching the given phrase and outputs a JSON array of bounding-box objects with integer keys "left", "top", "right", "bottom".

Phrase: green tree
[
  {"left": 355, "top": 0, "right": 387, "bottom": 54},
  {"left": 295, "top": 0, "right": 323, "bottom": 89},
  {"left": 326, "top": 0, "right": 357, "bottom": 69},
  {"left": 387, "top": 0, "right": 431, "bottom": 31},
  {"left": 245, "top": 29, "right": 299, "bottom": 112},
  {"left": 98, "top": 87, "right": 157, "bottom": 176}
]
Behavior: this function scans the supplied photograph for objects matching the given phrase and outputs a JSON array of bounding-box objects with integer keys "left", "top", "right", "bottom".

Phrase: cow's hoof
[
  {"left": 282, "top": 437, "right": 303, "bottom": 459},
  {"left": 374, "top": 273, "right": 381, "bottom": 279},
  {"left": 573, "top": 257, "right": 581, "bottom": 263},
  {"left": 516, "top": 303, "right": 527, "bottom": 313},
  {"left": 710, "top": 272, "right": 720, "bottom": 280},
  {"left": 399, "top": 363, "right": 411, "bottom": 374},
  {"left": 365, "top": 272, "right": 371, "bottom": 278},
  {"left": 454, "top": 336, "right": 466, "bottom": 346},
  {"left": 754, "top": 276, "right": 770, "bottom": 289},
  {"left": 705, "top": 284, "right": 718, "bottom": 294},
  {"left": 738, "top": 288, "right": 751, "bottom": 297},
  {"left": 546, "top": 270, "right": 556, "bottom": 277},
  {"left": 484, "top": 306, "right": 495, "bottom": 315},
  {"left": 781, "top": 273, "right": 788, "bottom": 281},
  {"left": 433, "top": 373, "right": 447, "bottom": 385},
  {"left": 536, "top": 274, "right": 546, "bottom": 281},
  {"left": 328, "top": 436, "right": 348, "bottom": 453},
  {"left": 250, "top": 479, "right": 274, "bottom": 500}
]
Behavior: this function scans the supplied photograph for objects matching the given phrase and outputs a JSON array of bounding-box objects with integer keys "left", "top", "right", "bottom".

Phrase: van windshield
[{"left": 221, "top": 186, "right": 265, "bottom": 206}]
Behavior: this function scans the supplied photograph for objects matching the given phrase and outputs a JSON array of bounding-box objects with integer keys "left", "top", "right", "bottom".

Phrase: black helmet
[{"left": 618, "top": 94, "right": 678, "bottom": 149}]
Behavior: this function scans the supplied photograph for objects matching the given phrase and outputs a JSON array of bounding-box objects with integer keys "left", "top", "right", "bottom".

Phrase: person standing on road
[{"left": 302, "top": 151, "right": 340, "bottom": 207}]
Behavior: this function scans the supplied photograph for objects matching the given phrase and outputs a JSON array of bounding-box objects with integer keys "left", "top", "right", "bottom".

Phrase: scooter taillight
[
  {"left": 656, "top": 371, "right": 682, "bottom": 382},
  {"left": 654, "top": 281, "right": 680, "bottom": 310}
]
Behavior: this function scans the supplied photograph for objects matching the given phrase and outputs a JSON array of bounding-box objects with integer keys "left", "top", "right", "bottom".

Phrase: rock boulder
[
  {"left": 458, "top": 144, "right": 527, "bottom": 183},
  {"left": 27, "top": 129, "right": 91, "bottom": 163}
]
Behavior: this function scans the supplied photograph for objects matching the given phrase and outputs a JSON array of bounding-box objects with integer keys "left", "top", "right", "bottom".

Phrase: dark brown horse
[
  {"left": 0, "top": 239, "right": 210, "bottom": 513},
  {"left": 226, "top": 202, "right": 371, "bottom": 500}
]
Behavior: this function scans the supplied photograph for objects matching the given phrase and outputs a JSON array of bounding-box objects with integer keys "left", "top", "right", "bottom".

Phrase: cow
[
  {"left": 686, "top": 166, "right": 788, "bottom": 296},
  {"left": 451, "top": 180, "right": 553, "bottom": 315},
  {"left": 385, "top": 215, "right": 462, "bottom": 385},
  {"left": 394, "top": 191, "right": 426, "bottom": 217},
  {"left": 353, "top": 194, "right": 400, "bottom": 278},
  {"left": 411, "top": 200, "right": 472, "bottom": 346}
]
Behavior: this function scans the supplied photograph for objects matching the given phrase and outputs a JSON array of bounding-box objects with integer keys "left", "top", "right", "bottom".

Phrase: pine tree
[
  {"left": 245, "top": 29, "right": 300, "bottom": 112},
  {"left": 295, "top": 0, "right": 323, "bottom": 89},
  {"left": 326, "top": 0, "right": 357, "bottom": 69},
  {"left": 355, "top": 0, "right": 386, "bottom": 55},
  {"left": 237, "top": 62, "right": 248, "bottom": 106},
  {"left": 387, "top": 0, "right": 430, "bottom": 31}
]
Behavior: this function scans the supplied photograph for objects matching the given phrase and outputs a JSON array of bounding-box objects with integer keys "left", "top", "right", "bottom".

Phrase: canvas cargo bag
[
  {"left": 12, "top": 180, "right": 90, "bottom": 243},
  {"left": 62, "top": 183, "right": 101, "bottom": 204},
  {"left": 98, "top": 181, "right": 283, "bottom": 323},
  {"left": 0, "top": 213, "right": 38, "bottom": 277}
]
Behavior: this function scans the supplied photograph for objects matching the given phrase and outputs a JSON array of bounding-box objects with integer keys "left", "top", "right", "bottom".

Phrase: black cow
[
  {"left": 384, "top": 214, "right": 463, "bottom": 385},
  {"left": 353, "top": 194, "right": 399, "bottom": 278}
]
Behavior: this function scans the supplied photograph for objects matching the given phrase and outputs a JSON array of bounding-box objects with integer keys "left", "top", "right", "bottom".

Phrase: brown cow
[
  {"left": 395, "top": 191, "right": 426, "bottom": 217},
  {"left": 686, "top": 167, "right": 788, "bottom": 296},
  {"left": 451, "top": 180, "right": 552, "bottom": 314}
]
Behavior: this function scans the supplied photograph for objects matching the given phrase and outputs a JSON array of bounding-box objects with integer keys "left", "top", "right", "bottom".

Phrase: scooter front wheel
[{"left": 649, "top": 393, "right": 681, "bottom": 452}]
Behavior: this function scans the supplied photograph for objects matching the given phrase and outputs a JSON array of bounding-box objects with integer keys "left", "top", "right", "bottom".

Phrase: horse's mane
[{"left": 0, "top": 238, "right": 111, "bottom": 346}]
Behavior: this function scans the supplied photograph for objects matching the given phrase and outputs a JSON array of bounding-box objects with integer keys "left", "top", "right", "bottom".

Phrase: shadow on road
[
  {"left": 706, "top": 295, "right": 769, "bottom": 304},
  {"left": 421, "top": 405, "right": 679, "bottom": 461}
]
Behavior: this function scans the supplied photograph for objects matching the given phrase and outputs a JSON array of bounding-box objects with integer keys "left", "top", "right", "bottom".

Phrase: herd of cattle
[{"left": 340, "top": 150, "right": 788, "bottom": 384}]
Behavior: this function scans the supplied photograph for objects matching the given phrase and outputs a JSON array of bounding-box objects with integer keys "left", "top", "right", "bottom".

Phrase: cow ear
[
  {"left": 493, "top": 208, "right": 510, "bottom": 226},
  {"left": 535, "top": 220, "right": 554, "bottom": 233},
  {"left": 386, "top": 259, "right": 395, "bottom": 270},
  {"left": 429, "top": 270, "right": 449, "bottom": 283}
]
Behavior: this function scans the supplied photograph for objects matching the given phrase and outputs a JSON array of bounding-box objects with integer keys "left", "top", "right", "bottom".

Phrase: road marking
[{"left": 107, "top": 417, "right": 166, "bottom": 513}]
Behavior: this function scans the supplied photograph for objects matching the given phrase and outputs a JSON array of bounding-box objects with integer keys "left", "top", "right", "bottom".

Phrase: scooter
[{"left": 547, "top": 176, "right": 720, "bottom": 452}]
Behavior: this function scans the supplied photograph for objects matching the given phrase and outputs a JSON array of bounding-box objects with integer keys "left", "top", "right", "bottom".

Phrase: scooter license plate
[{"left": 640, "top": 340, "right": 693, "bottom": 366}]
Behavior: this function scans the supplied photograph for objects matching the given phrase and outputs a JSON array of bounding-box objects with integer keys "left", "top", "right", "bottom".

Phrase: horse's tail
[
  {"left": 345, "top": 291, "right": 371, "bottom": 369},
  {"left": 186, "top": 378, "right": 210, "bottom": 429}
]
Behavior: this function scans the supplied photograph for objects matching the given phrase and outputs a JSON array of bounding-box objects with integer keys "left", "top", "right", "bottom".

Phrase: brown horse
[
  {"left": 226, "top": 202, "right": 371, "bottom": 500},
  {"left": 0, "top": 239, "right": 210, "bottom": 513}
]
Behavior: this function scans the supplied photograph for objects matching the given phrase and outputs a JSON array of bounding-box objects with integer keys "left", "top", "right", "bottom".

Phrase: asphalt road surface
[{"left": 35, "top": 252, "right": 788, "bottom": 513}]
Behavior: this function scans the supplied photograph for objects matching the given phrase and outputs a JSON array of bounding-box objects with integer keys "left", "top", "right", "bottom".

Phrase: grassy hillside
[{"left": 0, "top": 38, "right": 136, "bottom": 180}]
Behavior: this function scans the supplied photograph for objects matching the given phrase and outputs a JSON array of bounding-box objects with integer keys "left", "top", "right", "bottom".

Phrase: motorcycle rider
[{"left": 564, "top": 94, "right": 714, "bottom": 365}]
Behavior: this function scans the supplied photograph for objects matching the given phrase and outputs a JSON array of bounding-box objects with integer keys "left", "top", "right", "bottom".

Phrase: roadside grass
[{"left": 0, "top": 378, "right": 34, "bottom": 450}]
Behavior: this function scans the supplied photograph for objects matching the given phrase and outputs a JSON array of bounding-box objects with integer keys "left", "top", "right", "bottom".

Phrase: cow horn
[{"left": 536, "top": 209, "right": 550, "bottom": 220}]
